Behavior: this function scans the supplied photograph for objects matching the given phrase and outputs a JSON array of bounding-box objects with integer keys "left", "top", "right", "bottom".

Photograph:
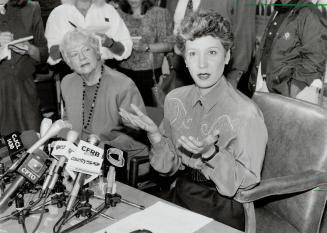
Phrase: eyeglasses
[{"left": 68, "top": 46, "right": 94, "bottom": 60}]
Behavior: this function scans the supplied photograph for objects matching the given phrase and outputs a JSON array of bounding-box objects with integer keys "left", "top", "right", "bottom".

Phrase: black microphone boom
[
  {"left": 0, "top": 150, "right": 49, "bottom": 211},
  {"left": 2, "top": 120, "right": 71, "bottom": 178}
]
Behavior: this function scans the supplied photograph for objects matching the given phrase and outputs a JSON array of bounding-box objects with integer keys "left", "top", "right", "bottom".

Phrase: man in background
[{"left": 249, "top": 0, "right": 327, "bottom": 102}]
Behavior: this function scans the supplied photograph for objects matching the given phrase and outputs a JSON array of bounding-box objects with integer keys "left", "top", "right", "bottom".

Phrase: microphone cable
[
  {"left": 31, "top": 190, "right": 49, "bottom": 233},
  {"left": 60, "top": 204, "right": 107, "bottom": 233},
  {"left": 53, "top": 212, "right": 66, "bottom": 233},
  {"left": 21, "top": 219, "right": 28, "bottom": 233},
  {"left": 53, "top": 199, "right": 80, "bottom": 233}
]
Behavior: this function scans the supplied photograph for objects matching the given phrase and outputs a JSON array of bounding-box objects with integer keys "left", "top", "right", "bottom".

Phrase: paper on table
[{"left": 95, "top": 201, "right": 213, "bottom": 233}]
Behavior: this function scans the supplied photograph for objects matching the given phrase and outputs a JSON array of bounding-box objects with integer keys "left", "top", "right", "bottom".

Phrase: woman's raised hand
[{"left": 119, "top": 104, "right": 161, "bottom": 143}]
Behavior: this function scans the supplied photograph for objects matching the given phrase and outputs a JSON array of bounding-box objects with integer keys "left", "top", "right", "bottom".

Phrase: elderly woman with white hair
[
  {"left": 45, "top": 0, "right": 132, "bottom": 65},
  {"left": 60, "top": 29, "right": 148, "bottom": 161}
]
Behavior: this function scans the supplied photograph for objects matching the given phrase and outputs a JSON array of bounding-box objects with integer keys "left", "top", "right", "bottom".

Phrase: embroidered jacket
[{"left": 150, "top": 77, "right": 268, "bottom": 197}]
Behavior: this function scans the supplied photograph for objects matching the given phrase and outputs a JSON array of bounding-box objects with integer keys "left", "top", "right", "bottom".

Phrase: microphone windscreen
[
  {"left": 66, "top": 130, "right": 79, "bottom": 143},
  {"left": 40, "top": 118, "right": 52, "bottom": 138},
  {"left": 20, "top": 130, "right": 39, "bottom": 149}
]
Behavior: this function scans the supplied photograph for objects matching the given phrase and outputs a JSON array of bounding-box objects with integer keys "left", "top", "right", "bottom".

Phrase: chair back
[{"left": 252, "top": 92, "right": 327, "bottom": 232}]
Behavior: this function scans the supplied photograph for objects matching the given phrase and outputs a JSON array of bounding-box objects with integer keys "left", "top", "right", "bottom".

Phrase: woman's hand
[
  {"left": 9, "top": 41, "right": 29, "bottom": 55},
  {"left": 119, "top": 104, "right": 161, "bottom": 143},
  {"left": 0, "top": 31, "right": 13, "bottom": 46},
  {"left": 9, "top": 41, "right": 40, "bottom": 61},
  {"left": 177, "top": 129, "right": 219, "bottom": 159},
  {"left": 96, "top": 33, "right": 114, "bottom": 48}
]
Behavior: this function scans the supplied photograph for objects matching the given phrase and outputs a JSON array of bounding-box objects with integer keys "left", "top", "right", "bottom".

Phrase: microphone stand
[
  {"left": 0, "top": 186, "right": 49, "bottom": 233},
  {"left": 58, "top": 184, "right": 146, "bottom": 233},
  {"left": 51, "top": 178, "right": 67, "bottom": 209},
  {"left": 74, "top": 189, "right": 93, "bottom": 218}
]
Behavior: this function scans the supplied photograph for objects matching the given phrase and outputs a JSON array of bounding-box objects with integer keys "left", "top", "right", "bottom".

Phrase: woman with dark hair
[
  {"left": 0, "top": 0, "right": 48, "bottom": 134},
  {"left": 117, "top": 0, "right": 174, "bottom": 106},
  {"left": 120, "top": 11, "right": 267, "bottom": 231}
]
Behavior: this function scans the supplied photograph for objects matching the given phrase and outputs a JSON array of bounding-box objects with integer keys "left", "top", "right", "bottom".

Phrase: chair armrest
[
  {"left": 129, "top": 155, "right": 150, "bottom": 187},
  {"left": 235, "top": 169, "right": 327, "bottom": 203}
]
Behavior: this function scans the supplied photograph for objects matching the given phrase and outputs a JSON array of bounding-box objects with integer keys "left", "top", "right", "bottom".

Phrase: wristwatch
[{"left": 201, "top": 144, "right": 219, "bottom": 162}]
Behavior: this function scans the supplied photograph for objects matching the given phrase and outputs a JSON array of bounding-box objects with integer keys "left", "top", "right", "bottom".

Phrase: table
[{"left": 0, "top": 182, "right": 243, "bottom": 233}]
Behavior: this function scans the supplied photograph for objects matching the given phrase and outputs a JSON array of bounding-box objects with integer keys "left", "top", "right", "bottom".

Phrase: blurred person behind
[
  {"left": 45, "top": 0, "right": 132, "bottom": 77},
  {"left": 117, "top": 0, "right": 174, "bottom": 106},
  {"left": 0, "top": 0, "right": 48, "bottom": 134}
]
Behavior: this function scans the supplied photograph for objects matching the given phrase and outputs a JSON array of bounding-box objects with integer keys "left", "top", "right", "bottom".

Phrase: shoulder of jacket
[{"left": 166, "top": 85, "right": 193, "bottom": 99}]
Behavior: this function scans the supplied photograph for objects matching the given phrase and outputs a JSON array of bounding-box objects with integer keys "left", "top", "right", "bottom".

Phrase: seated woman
[
  {"left": 119, "top": 11, "right": 268, "bottom": 230},
  {"left": 59, "top": 29, "right": 148, "bottom": 163}
]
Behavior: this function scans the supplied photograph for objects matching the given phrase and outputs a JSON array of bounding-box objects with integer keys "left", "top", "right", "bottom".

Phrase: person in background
[
  {"left": 59, "top": 29, "right": 148, "bottom": 164},
  {"left": 117, "top": 0, "right": 174, "bottom": 106},
  {"left": 249, "top": 0, "right": 327, "bottom": 101},
  {"left": 0, "top": 0, "right": 48, "bottom": 134},
  {"left": 166, "top": 0, "right": 256, "bottom": 90},
  {"left": 36, "top": 0, "right": 61, "bottom": 25},
  {"left": 45, "top": 0, "right": 132, "bottom": 75},
  {"left": 120, "top": 11, "right": 267, "bottom": 231}
]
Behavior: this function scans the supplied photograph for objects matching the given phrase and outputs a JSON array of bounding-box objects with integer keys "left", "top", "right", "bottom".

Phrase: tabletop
[{"left": 0, "top": 182, "right": 243, "bottom": 233}]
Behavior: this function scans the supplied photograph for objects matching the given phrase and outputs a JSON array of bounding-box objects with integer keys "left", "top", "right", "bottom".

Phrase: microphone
[
  {"left": 39, "top": 118, "right": 53, "bottom": 150},
  {"left": 2, "top": 131, "right": 26, "bottom": 161},
  {"left": 0, "top": 131, "right": 39, "bottom": 163},
  {"left": 40, "top": 118, "right": 53, "bottom": 138},
  {"left": 27, "top": 120, "right": 72, "bottom": 154},
  {"left": 105, "top": 147, "right": 125, "bottom": 195},
  {"left": 106, "top": 166, "right": 115, "bottom": 194},
  {"left": 65, "top": 135, "right": 101, "bottom": 214},
  {"left": 45, "top": 130, "right": 79, "bottom": 196},
  {"left": 39, "top": 159, "right": 57, "bottom": 198},
  {"left": 0, "top": 149, "right": 49, "bottom": 211},
  {"left": 4, "top": 120, "right": 72, "bottom": 176},
  {"left": 0, "top": 131, "right": 39, "bottom": 179}
]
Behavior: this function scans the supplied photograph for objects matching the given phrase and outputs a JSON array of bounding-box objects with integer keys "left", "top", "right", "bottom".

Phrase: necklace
[{"left": 82, "top": 66, "right": 104, "bottom": 130}]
